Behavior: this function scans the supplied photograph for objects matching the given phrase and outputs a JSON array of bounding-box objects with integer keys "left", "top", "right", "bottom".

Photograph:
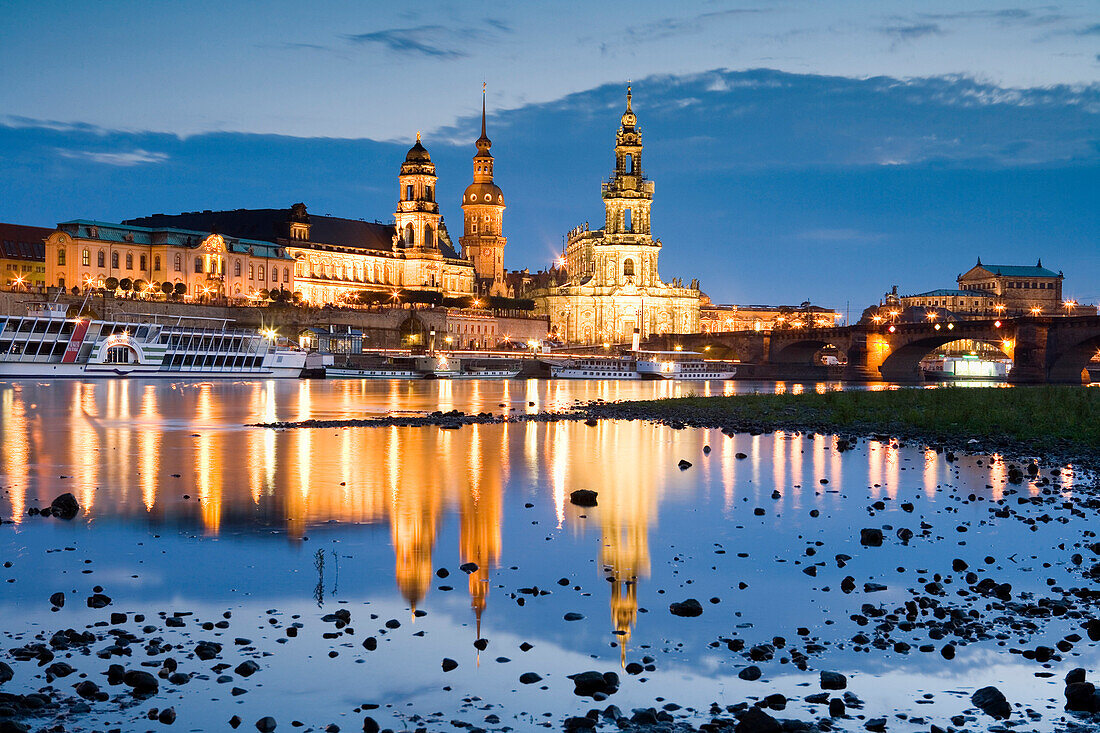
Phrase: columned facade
[{"left": 526, "top": 87, "right": 700, "bottom": 344}]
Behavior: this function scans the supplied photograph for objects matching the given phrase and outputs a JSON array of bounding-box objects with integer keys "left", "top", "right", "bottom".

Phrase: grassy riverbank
[{"left": 592, "top": 386, "right": 1100, "bottom": 449}]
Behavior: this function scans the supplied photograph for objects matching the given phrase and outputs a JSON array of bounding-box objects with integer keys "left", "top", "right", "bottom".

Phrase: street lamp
[
  {"left": 1063, "top": 300, "right": 1077, "bottom": 315},
  {"left": 1030, "top": 306, "right": 1042, "bottom": 316},
  {"left": 925, "top": 310, "right": 938, "bottom": 322}
]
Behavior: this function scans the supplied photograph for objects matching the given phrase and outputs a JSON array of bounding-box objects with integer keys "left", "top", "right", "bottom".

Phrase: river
[{"left": 0, "top": 378, "right": 1092, "bottom": 732}]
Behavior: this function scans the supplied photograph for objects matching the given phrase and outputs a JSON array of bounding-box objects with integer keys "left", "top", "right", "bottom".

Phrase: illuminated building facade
[
  {"left": 700, "top": 297, "right": 841, "bottom": 333},
  {"left": 522, "top": 88, "right": 701, "bottom": 344},
  {"left": 122, "top": 137, "right": 476, "bottom": 306},
  {"left": 45, "top": 221, "right": 292, "bottom": 299},
  {"left": 459, "top": 90, "right": 509, "bottom": 297},
  {"left": 0, "top": 223, "right": 50, "bottom": 288}
]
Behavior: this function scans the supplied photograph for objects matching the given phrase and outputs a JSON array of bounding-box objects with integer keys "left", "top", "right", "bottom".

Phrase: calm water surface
[{"left": 0, "top": 379, "right": 1092, "bottom": 732}]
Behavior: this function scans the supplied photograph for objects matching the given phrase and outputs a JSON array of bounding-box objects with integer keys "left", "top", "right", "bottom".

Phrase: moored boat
[{"left": 0, "top": 302, "right": 305, "bottom": 378}]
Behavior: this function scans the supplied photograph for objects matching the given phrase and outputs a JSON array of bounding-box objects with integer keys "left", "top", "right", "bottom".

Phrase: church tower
[
  {"left": 460, "top": 87, "right": 507, "bottom": 289},
  {"left": 395, "top": 133, "right": 441, "bottom": 250},
  {"left": 602, "top": 86, "right": 654, "bottom": 239}
]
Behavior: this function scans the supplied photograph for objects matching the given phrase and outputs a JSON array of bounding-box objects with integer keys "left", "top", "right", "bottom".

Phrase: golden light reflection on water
[{"left": 0, "top": 379, "right": 1059, "bottom": 655}]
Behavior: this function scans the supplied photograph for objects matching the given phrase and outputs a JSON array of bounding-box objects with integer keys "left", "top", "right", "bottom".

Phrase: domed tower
[
  {"left": 603, "top": 86, "right": 654, "bottom": 239},
  {"left": 460, "top": 87, "right": 507, "bottom": 288},
  {"left": 395, "top": 132, "right": 441, "bottom": 250}
]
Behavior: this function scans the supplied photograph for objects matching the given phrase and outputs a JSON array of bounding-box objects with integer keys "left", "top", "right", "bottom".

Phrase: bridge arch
[
  {"left": 770, "top": 338, "right": 846, "bottom": 365},
  {"left": 1047, "top": 330, "right": 1100, "bottom": 384},
  {"left": 878, "top": 334, "right": 1012, "bottom": 382}
]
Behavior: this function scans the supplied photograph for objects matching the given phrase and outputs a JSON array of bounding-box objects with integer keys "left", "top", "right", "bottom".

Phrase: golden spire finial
[{"left": 416, "top": 130, "right": 421, "bottom": 143}]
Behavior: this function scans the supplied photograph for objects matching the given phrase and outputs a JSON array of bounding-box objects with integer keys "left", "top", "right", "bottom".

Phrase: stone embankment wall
[{"left": 0, "top": 289, "right": 548, "bottom": 350}]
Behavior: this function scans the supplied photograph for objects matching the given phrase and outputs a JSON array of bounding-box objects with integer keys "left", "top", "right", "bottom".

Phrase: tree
[
  {"left": 133, "top": 279, "right": 147, "bottom": 296},
  {"left": 173, "top": 282, "right": 186, "bottom": 297},
  {"left": 104, "top": 276, "right": 119, "bottom": 292},
  {"left": 161, "top": 282, "right": 174, "bottom": 297},
  {"left": 119, "top": 278, "right": 133, "bottom": 295}
]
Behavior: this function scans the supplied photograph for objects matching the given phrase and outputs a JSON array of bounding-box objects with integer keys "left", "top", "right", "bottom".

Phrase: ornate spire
[
  {"left": 621, "top": 83, "right": 636, "bottom": 130},
  {"left": 476, "top": 83, "right": 492, "bottom": 156}
]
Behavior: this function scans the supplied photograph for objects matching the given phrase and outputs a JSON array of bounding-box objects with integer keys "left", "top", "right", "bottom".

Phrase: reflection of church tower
[
  {"left": 600, "top": 512, "right": 650, "bottom": 666},
  {"left": 602, "top": 87, "right": 654, "bottom": 241},
  {"left": 459, "top": 436, "right": 503, "bottom": 638},
  {"left": 391, "top": 484, "right": 439, "bottom": 612},
  {"left": 395, "top": 133, "right": 441, "bottom": 251},
  {"left": 460, "top": 86, "right": 507, "bottom": 294}
]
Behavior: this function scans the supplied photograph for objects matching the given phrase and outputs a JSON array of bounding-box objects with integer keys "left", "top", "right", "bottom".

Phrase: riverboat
[
  {"left": 922, "top": 355, "right": 1010, "bottom": 382},
  {"left": 635, "top": 350, "right": 738, "bottom": 381},
  {"left": 550, "top": 351, "right": 737, "bottom": 380},
  {"left": 326, "top": 354, "right": 521, "bottom": 380},
  {"left": 0, "top": 302, "right": 306, "bottom": 378}
]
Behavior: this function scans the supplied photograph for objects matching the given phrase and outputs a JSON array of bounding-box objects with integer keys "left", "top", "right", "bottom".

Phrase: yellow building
[
  {"left": 522, "top": 88, "right": 701, "bottom": 344},
  {"left": 122, "top": 136, "right": 476, "bottom": 307},
  {"left": 0, "top": 223, "right": 50, "bottom": 288},
  {"left": 459, "top": 91, "right": 509, "bottom": 296},
  {"left": 45, "top": 221, "right": 293, "bottom": 299},
  {"left": 700, "top": 298, "right": 841, "bottom": 333}
]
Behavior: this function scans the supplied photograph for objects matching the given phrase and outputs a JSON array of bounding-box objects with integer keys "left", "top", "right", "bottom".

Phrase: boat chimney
[{"left": 631, "top": 327, "right": 640, "bottom": 352}]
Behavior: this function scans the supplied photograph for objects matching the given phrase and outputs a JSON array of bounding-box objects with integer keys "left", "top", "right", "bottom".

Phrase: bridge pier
[{"left": 1007, "top": 319, "right": 1049, "bottom": 384}]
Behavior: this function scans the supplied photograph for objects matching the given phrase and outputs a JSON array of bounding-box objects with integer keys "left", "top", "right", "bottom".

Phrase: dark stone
[
  {"left": 669, "top": 598, "right": 703, "bottom": 617},
  {"left": 859, "top": 528, "right": 883, "bottom": 547},
  {"left": 74, "top": 681, "right": 101, "bottom": 700},
  {"left": 519, "top": 672, "right": 542, "bottom": 684},
  {"left": 459, "top": 562, "right": 479, "bottom": 574},
  {"left": 123, "top": 670, "right": 159, "bottom": 695},
  {"left": 49, "top": 592, "right": 65, "bottom": 608},
  {"left": 255, "top": 717, "right": 277, "bottom": 732},
  {"left": 0, "top": 662, "right": 11, "bottom": 685},
  {"left": 734, "top": 705, "right": 781, "bottom": 733},
  {"left": 159, "top": 707, "right": 177, "bottom": 724},
  {"left": 86, "top": 593, "right": 112, "bottom": 609},
  {"left": 362, "top": 717, "right": 379, "bottom": 733},
  {"left": 567, "top": 670, "right": 619, "bottom": 697},
  {"left": 738, "top": 665, "right": 761, "bottom": 681},
  {"left": 820, "top": 671, "right": 847, "bottom": 690},
  {"left": 441, "top": 658, "right": 458, "bottom": 672},
  {"left": 50, "top": 493, "right": 80, "bottom": 520},
  {"left": 1065, "top": 668, "right": 1086, "bottom": 685},
  {"left": 563, "top": 716, "right": 596, "bottom": 731},
  {"left": 235, "top": 660, "right": 260, "bottom": 677},
  {"left": 828, "top": 698, "right": 845, "bottom": 717},
  {"left": 1064, "top": 681, "right": 1098, "bottom": 712},
  {"left": 678, "top": 459, "right": 692, "bottom": 470},
  {"left": 971, "top": 685, "right": 1011, "bottom": 719},
  {"left": 570, "top": 490, "right": 598, "bottom": 507}
]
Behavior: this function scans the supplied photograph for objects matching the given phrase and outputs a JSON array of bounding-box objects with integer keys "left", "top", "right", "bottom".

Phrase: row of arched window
[{"left": 62, "top": 247, "right": 288, "bottom": 282}]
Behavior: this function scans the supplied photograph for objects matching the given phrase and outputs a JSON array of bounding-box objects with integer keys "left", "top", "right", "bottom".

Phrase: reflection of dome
[
  {"left": 405, "top": 138, "right": 431, "bottom": 163},
  {"left": 463, "top": 182, "right": 505, "bottom": 205}
]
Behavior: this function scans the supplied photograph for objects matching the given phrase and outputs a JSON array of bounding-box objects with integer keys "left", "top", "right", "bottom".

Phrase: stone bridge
[{"left": 645, "top": 316, "right": 1100, "bottom": 383}]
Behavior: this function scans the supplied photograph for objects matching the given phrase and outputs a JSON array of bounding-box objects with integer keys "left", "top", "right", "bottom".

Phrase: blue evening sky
[{"left": 0, "top": 0, "right": 1097, "bottom": 308}]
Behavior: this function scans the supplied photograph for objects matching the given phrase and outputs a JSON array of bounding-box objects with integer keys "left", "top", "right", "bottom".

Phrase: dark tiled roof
[
  {"left": 905, "top": 289, "right": 993, "bottom": 298},
  {"left": 978, "top": 264, "right": 1061, "bottom": 278},
  {"left": 59, "top": 220, "right": 292, "bottom": 260},
  {"left": 123, "top": 208, "right": 463, "bottom": 260},
  {"left": 0, "top": 223, "right": 51, "bottom": 261}
]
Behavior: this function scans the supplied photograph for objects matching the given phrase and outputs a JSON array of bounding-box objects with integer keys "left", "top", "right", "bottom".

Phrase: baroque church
[{"left": 516, "top": 88, "right": 701, "bottom": 343}]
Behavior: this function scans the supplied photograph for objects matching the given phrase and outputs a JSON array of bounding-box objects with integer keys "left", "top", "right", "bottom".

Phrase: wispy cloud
[
  {"left": 1075, "top": 23, "right": 1100, "bottom": 35},
  {"left": 347, "top": 25, "right": 465, "bottom": 59},
  {"left": 346, "top": 20, "right": 511, "bottom": 59},
  {"left": 879, "top": 23, "right": 944, "bottom": 42},
  {"left": 916, "top": 8, "right": 1064, "bottom": 24},
  {"left": 625, "top": 8, "right": 767, "bottom": 43},
  {"left": 56, "top": 148, "right": 168, "bottom": 166}
]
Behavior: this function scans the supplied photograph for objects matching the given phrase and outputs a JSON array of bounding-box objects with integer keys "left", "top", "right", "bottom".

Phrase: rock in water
[
  {"left": 859, "top": 528, "right": 883, "bottom": 547},
  {"left": 49, "top": 592, "right": 65, "bottom": 608},
  {"left": 50, "top": 493, "right": 80, "bottom": 520},
  {"left": 669, "top": 599, "right": 703, "bottom": 617},
  {"left": 971, "top": 686, "right": 1011, "bottom": 719},
  {"left": 820, "top": 671, "right": 847, "bottom": 690},
  {"left": 735, "top": 705, "right": 781, "bottom": 733},
  {"left": 255, "top": 717, "right": 277, "bottom": 732},
  {"left": 567, "top": 670, "right": 619, "bottom": 697},
  {"left": 678, "top": 459, "right": 692, "bottom": 470},
  {"left": 0, "top": 661, "right": 12, "bottom": 684},
  {"left": 441, "top": 658, "right": 458, "bottom": 672},
  {"left": 519, "top": 672, "right": 542, "bottom": 684},
  {"left": 570, "top": 490, "right": 598, "bottom": 507}
]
